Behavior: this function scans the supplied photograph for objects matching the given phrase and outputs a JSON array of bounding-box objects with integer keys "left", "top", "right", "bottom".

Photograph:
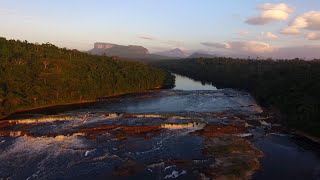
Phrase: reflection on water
[
  {"left": 0, "top": 74, "right": 319, "bottom": 180},
  {"left": 173, "top": 73, "right": 217, "bottom": 90}
]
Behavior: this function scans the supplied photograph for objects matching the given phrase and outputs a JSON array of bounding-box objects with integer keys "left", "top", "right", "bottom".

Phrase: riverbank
[{"left": 0, "top": 87, "right": 165, "bottom": 120}]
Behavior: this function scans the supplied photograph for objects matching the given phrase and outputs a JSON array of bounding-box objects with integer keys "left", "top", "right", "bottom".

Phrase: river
[{"left": 0, "top": 74, "right": 319, "bottom": 179}]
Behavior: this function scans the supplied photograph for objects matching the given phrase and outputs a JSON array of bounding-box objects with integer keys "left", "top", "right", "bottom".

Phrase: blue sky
[{"left": 1, "top": 0, "right": 320, "bottom": 58}]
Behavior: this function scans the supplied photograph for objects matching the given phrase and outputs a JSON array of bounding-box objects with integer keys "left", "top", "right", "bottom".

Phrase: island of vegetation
[
  {"left": 0, "top": 37, "right": 174, "bottom": 118},
  {"left": 154, "top": 58, "right": 320, "bottom": 137}
]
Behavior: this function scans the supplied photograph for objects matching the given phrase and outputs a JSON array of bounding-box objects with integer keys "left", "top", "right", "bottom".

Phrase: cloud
[
  {"left": 261, "top": 32, "right": 278, "bottom": 39},
  {"left": 281, "top": 27, "right": 300, "bottom": 35},
  {"left": 307, "top": 32, "right": 320, "bottom": 40},
  {"left": 139, "top": 36, "right": 154, "bottom": 40},
  {"left": 281, "top": 11, "right": 320, "bottom": 35},
  {"left": 201, "top": 42, "right": 229, "bottom": 48},
  {"left": 201, "top": 41, "right": 320, "bottom": 59},
  {"left": 201, "top": 41, "right": 275, "bottom": 53},
  {"left": 246, "top": 3, "right": 294, "bottom": 25},
  {"left": 229, "top": 41, "right": 275, "bottom": 53}
]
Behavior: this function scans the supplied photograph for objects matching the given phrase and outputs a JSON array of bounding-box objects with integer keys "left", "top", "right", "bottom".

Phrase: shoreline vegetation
[
  {"left": 153, "top": 58, "right": 320, "bottom": 138},
  {"left": 0, "top": 87, "right": 163, "bottom": 120},
  {"left": 0, "top": 37, "right": 175, "bottom": 118}
]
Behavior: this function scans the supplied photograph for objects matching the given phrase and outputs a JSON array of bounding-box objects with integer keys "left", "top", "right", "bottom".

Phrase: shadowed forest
[{"left": 154, "top": 58, "right": 320, "bottom": 137}]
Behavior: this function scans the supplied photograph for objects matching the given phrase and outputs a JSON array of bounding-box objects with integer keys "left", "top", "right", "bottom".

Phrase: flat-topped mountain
[
  {"left": 88, "top": 42, "right": 184, "bottom": 60},
  {"left": 88, "top": 42, "right": 150, "bottom": 59}
]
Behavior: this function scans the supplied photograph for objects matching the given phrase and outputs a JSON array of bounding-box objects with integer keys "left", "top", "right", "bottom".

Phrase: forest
[
  {"left": 0, "top": 37, "right": 174, "bottom": 118},
  {"left": 154, "top": 58, "right": 320, "bottom": 137}
]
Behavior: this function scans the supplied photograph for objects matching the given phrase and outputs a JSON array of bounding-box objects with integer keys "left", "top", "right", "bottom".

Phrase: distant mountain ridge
[
  {"left": 89, "top": 42, "right": 220, "bottom": 60},
  {"left": 154, "top": 48, "right": 187, "bottom": 58},
  {"left": 188, "top": 52, "right": 217, "bottom": 58}
]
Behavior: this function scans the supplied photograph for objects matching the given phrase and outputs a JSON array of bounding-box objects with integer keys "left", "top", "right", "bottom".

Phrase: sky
[{"left": 1, "top": 0, "right": 320, "bottom": 58}]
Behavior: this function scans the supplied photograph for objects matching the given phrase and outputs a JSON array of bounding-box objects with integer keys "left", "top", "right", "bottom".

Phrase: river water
[{"left": 0, "top": 74, "right": 319, "bottom": 179}]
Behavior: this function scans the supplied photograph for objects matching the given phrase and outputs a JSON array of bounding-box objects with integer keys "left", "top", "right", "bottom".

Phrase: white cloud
[
  {"left": 281, "top": 11, "right": 320, "bottom": 35},
  {"left": 261, "top": 32, "right": 278, "bottom": 39},
  {"left": 246, "top": 3, "right": 294, "bottom": 25},
  {"left": 307, "top": 32, "right": 320, "bottom": 40},
  {"left": 201, "top": 41, "right": 275, "bottom": 53}
]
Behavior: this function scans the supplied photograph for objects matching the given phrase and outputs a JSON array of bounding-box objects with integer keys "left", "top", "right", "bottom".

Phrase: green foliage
[
  {"left": 0, "top": 37, "right": 174, "bottom": 117},
  {"left": 155, "top": 58, "right": 320, "bottom": 137}
]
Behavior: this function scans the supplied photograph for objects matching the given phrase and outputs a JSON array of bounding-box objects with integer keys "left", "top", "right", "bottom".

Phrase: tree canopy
[{"left": 0, "top": 37, "right": 174, "bottom": 117}]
